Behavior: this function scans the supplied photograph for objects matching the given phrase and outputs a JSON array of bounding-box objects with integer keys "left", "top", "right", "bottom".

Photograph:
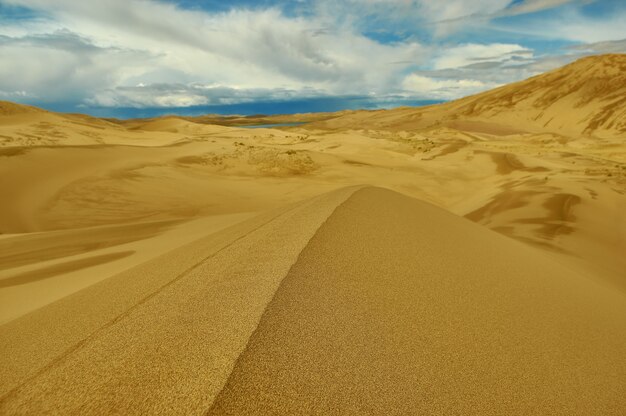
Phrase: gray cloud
[
  {"left": 0, "top": 29, "right": 156, "bottom": 103},
  {"left": 87, "top": 83, "right": 330, "bottom": 108},
  {"left": 567, "top": 38, "right": 626, "bottom": 54},
  {"left": 0, "top": 0, "right": 624, "bottom": 111},
  {"left": 1, "top": 1, "right": 427, "bottom": 93}
]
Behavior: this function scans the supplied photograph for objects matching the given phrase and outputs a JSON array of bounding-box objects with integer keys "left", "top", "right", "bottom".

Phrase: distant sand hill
[
  {"left": 1, "top": 187, "right": 625, "bottom": 415},
  {"left": 0, "top": 100, "right": 184, "bottom": 147},
  {"left": 0, "top": 54, "right": 625, "bottom": 415},
  {"left": 313, "top": 54, "right": 626, "bottom": 139}
]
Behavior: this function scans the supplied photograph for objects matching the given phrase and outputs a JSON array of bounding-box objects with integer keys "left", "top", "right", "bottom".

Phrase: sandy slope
[
  {"left": 0, "top": 213, "right": 255, "bottom": 324},
  {"left": 0, "top": 186, "right": 359, "bottom": 414},
  {"left": 311, "top": 54, "right": 626, "bottom": 139},
  {"left": 210, "top": 187, "right": 626, "bottom": 415},
  {"left": 114, "top": 110, "right": 354, "bottom": 128},
  {"left": 0, "top": 100, "right": 189, "bottom": 147},
  {"left": 1, "top": 187, "right": 624, "bottom": 415}
]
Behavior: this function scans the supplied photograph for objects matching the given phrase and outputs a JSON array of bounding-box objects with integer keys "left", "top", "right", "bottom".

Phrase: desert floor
[
  {"left": 1, "top": 119, "right": 625, "bottom": 324},
  {"left": 0, "top": 101, "right": 625, "bottom": 414}
]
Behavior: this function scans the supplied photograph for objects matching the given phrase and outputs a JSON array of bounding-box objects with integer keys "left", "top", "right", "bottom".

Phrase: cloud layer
[{"left": 0, "top": 0, "right": 625, "bottom": 115}]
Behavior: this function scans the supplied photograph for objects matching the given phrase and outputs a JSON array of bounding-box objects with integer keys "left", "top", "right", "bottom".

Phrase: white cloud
[
  {"left": 0, "top": 30, "right": 156, "bottom": 102},
  {"left": 0, "top": 0, "right": 427, "bottom": 106},
  {"left": 490, "top": 6, "right": 626, "bottom": 43},
  {"left": 0, "top": 0, "right": 624, "bottom": 109},
  {"left": 402, "top": 74, "right": 498, "bottom": 99},
  {"left": 432, "top": 43, "right": 531, "bottom": 69},
  {"left": 501, "top": 0, "right": 574, "bottom": 16},
  {"left": 418, "top": 0, "right": 513, "bottom": 21},
  {"left": 426, "top": 0, "right": 583, "bottom": 37},
  {"left": 307, "top": 0, "right": 517, "bottom": 38},
  {"left": 1, "top": 0, "right": 424, "bottom": 87},
  {"left": 86, "top": 83, "right": 330, "bottom": 108},
  {"left": 312, "top": 0, "right": 513, "bottom": 23},
  {"left": 0, "top": 90, "right": 33, "bottom": 99},
  {"left": 546, "top": 12, "right": 626, "bottom": 43},
  {"left": 89, "top": 86, "right": 210, "bottom": 108},
  {"left": 567, "top": 38, "right": 626, "bottom": 54}
]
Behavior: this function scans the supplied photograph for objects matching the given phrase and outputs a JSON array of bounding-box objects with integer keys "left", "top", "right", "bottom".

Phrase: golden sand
[
  {"left": 209, "top": 187, "right": 626, "bottom": 415},
  {"left": 1, "top": 187, "right": 625, "bottom": 414}
]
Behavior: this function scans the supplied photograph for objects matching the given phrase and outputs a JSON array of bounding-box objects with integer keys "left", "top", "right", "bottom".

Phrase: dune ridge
[
  {"left": 0, "top": 186, "right": 359, "bottom": 414},
  {"left": 1, "top": 187, "right": 625, "bottom": 415},
  {"left": 207, "top": 187, "right": 626, "bottom": 415}
]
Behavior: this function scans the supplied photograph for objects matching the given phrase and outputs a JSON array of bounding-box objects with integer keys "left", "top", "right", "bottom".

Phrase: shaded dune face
[
  {"left": 207, "top": 187, "right": 626, "bottom": 415},
  {"left": 1, "top": 187, "right": 624, "bottom": 415}
]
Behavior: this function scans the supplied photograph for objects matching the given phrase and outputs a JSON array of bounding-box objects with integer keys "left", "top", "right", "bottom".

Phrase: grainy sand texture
[{"left": 0, "top": 54, "right": 625, "bottom": 415}]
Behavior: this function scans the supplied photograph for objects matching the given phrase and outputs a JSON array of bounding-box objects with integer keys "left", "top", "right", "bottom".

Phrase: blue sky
[{"left": 0, "top": 0, "right": 625, "bottom": 117}]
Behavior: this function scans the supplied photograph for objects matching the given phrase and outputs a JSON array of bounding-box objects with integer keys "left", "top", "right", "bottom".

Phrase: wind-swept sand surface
[
  {"left": 1, "top": 187, "right": 625, "bottom": 415},
  {"left": 0, "top": 187, "right": 359, "bottom": 414},
  {"left": 0, "top": 213, "right": 255, "bottom": 324},
  {"left": 209, "top": 188, "right": 626, "bottom": 415}
]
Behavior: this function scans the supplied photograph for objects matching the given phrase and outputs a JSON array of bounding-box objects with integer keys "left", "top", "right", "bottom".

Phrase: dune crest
[
  {"left": 1, "top": 187, "right": 625, "bottom": 415},
  {"left": 0, "top": 187, "right": 360, "bottom": 414},
  {"left": 208, "top": 187, "right": 626, "bottom": 415}
]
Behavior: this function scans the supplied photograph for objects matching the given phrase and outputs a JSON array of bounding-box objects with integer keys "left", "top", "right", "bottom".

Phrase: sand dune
[
  {"left": 0, "top": 54, "right": 625, "bottom": 414},
  {"left": 123, "top": 117, "right": 234, "bottom": 135},
  {"left": 0, "top": 101, "right": 190, "bottom": 147},
  {"left": 1, "top": 187, "right": 624, "bottom": 415},
  {"left": 312, "top": 54, "right": 626, "bottom": 139},
  {"left": 114, "top": 110, "right": 355, "bottom": 128}
]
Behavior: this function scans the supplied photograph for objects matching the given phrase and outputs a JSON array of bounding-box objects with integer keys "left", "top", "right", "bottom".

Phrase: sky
[{"left": 0, "top": 0, "right": 625, "bottom": 118}]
